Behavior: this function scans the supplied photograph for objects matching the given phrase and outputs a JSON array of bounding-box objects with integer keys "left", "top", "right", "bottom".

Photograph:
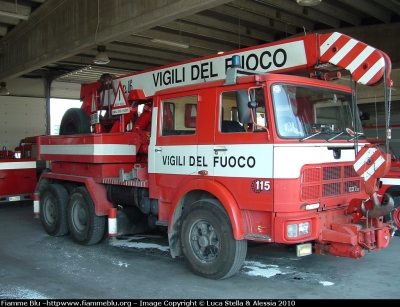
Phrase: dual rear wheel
[
  {"left": 41, "top": 109, "right": 105, "bottom": 244},
  {"left": 68, "top": 187, "right": 106, "bottom": 245},
  {"left": 40, "top": 184, "right": 69, "bottom": 237},
  {"left": 40, "top": 186, "right": 247, "bottom": 279},
  {"left": 40, "top": 184, "right": 106, "bottom": 245}
]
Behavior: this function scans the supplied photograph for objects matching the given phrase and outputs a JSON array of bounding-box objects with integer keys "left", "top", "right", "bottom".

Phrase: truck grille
[{"left": 301, "top": 165, "right": 361, "bottom": 201}]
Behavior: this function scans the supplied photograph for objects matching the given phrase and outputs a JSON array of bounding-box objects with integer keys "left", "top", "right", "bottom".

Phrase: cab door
[
  {"left": 213, "top": 86, "right": 274, "bottom": 212},
  {"left": 148, "top": 91, "right": 202, "bottom": 202}
]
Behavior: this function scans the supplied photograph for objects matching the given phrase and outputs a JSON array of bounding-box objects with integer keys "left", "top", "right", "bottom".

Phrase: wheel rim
[
  {"left": 71, "top": 200, "right": 87, "bottom": 232},
  {"left": 43, "top": 196, "right": 57, "bottom": 225},
  {"left": 188, "top": 218, "right": 220, "bottom": 263}
]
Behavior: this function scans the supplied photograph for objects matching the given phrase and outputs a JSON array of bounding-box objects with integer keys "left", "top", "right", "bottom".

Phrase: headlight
[
  {"left": 287, "top": 222, "right": 310, "bottom": 238},
  {"left": 287, "top": 224, "right": 298, "bottom": 238},
  {"left": 299, "top": 222, "right": 310, "bottom": 236}
]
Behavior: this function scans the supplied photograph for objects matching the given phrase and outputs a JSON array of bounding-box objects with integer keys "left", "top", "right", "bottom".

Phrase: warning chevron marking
[
  {"left": 112, "top": 82, "right": 130, "bottom": 115},
  {"left": 114, "top": 83, "right": 127, "bottom": 107}
]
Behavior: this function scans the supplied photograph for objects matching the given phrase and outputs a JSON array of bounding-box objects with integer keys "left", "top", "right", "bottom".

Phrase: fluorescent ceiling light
[
  {"left": 0, "top": 10, "right": 29, "bottom": 20},
  {"left": 151, "top": 38, "right": 189, "bottom": 49},
  {"left": 296, "top": 0, "right": 322, "bottom": 6}
]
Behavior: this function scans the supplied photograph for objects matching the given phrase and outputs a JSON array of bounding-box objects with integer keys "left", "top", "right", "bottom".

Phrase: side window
[
  {"left": 161, "top": 96, "right": 197, "bottom": 136},
  {"left": 221, "top": 91, "right": 245, "bottom": 133},
  {"left": 220, "top": 89, "right": 266, "bottom": 133}
]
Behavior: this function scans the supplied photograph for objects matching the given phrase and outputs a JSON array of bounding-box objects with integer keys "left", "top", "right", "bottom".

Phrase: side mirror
[{"left": 236, "top": 90, "right": 251, "bottom": 124}]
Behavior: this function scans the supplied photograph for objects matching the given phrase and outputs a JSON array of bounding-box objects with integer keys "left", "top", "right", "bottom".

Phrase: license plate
[{"left": 9, "top": 196, "right": 21, "bottom": 201}]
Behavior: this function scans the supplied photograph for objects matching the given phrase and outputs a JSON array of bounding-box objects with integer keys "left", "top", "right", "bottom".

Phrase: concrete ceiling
[{"left": 0, "top": 0, "right": 400, "bottom": 84}]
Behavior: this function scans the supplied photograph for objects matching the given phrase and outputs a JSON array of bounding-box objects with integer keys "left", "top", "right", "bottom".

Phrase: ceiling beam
[
  {"left": 138, "top": 28, "right": 236, "bottom": 52},
  {"left": 256, "top": 0, "right": 341, "bottom": 28},
  {"left": 58, "top": 55, "right": 157, "bottom": 73},
  {"left": 0, "top": 15, "right": 23, "bottom": 25},
  {"left": 118, "top": 34, "right": 216, "bottom": 58},
  {"left": 107, "top": 42, "right": 194, "bottom": 63},
  {"left": 0, "top": 0, "right": 31, "bottom": 15},
  {"left": 339, "top": 0, "right": 392, "bottom": 23},
  {"left": 0, "top": 25, "right": 7, "bottom": 36},
  {"left": 163, "top": 17, "right": 273, "bottom": 44},
  {"left": 210, "top": 4, "right": 298, "bottom": 35},
  {"left": 312, "top": 1, "right": 361, "bottom": 26},
  {"left": 161, "top": 22, "right": 261, "bottom": 47},
  {"left": 0, "top": 0, "right": 232, "bottom": 81},
  {"left": 82, "top": 47, "right": 174, "bottom": 67},
  {"left": 373, "top": 0, "right": 400, "bottom": 15},
  {"left": 230, "top": 0, "right": 314, "bottom": 31}
]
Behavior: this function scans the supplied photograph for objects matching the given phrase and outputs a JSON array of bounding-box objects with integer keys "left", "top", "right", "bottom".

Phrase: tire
[
  {"left": 62, "top": 181, "right": 80, "bottom": 194},
  {"left": 384, "top": 195, "right": 400, "bottom": 236},
  {"left": 67, "top": 187, "right": 106, "bottom": 245},
  {"left": 180, "top": 199, "right": 247, "bottom": 279},
  {"left": 39, "top": 184, "right": 69, "bottom": 236},
  {"left": 99, "top": 218, "right": 109, "bottom": 243},
  {"left": 59, "top": 108, "right": 91, "bottom": 135}
]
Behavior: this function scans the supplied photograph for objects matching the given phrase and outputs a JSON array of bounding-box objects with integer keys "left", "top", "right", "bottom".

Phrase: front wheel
[
  {"left": 67, "top": 187, "right": 106, "bottom": 245},
  {"left": 180, "top": 199, "right": 247, "bottom": 279}
]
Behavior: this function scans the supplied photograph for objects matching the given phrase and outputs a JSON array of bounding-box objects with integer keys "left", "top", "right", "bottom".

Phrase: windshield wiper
[
  {"left": 300, "top": 131, "right": 322, "bottom": 142},
  {"left": 348, "top": 132, "right": 366, "bottom": 142},
  {"left": 326, "top": 132, "right": 344, "bottom": 142}
]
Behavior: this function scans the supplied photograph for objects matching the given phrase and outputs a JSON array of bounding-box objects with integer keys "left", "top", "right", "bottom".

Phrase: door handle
[
  {"left": 155, "top": 148, "right": 162, "bottom": 152},
  {"left": 214, "top": 147, "right": 227, "bottom": 155}
]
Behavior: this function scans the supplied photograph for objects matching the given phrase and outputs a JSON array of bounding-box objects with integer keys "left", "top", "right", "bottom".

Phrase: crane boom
[{"left": 81, "top": 32, "right": 392, "bottom": 100}]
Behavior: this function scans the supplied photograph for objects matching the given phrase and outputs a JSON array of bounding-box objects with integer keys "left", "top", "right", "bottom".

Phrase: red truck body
[
  {"left": 34, "top": 32, "right": 396, "bottom": 279},
  {"left": 0, "top": 148, "right": 36, "bottom": 203}
]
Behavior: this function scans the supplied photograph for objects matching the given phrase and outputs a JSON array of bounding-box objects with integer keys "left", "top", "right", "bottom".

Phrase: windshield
[{"left": 271, "top": 83, "right": 363, "bottom": 141}]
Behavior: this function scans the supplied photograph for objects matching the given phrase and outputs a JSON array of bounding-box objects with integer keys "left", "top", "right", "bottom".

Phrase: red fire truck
[
  {"left": 34, "top": 32, "right": 395, "bottom": 279},
  {"left": 365, "top": 137, "right": 400, "bottom": 236},
  {"left": 0, "top": 146, "right": 37, "bottom": 204}
]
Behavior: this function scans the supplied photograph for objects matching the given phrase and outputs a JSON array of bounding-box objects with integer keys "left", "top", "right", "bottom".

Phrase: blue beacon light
[{"left": 231, "top": 55, "right": 241, "bottom": 68}]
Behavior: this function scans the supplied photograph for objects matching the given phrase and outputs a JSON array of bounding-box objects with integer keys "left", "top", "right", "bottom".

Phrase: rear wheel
[
  {"left": 180, "top": 199, "right": 247, "bottom": 279},
  {"left": 67, "top": 187, "right": 106, "bottom": 245},
  {"left": 62, "top": 181, "right": 80, "bottom": 194},
  {"left": 40, "top": 184, "right": 69, "bottom": 236}
]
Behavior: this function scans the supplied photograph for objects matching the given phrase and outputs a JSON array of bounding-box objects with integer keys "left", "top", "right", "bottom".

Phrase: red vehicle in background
[
  {"left": 367, "top": 137, "right": 400, "bottom": 236},
  {"left": 0, "top": 145, "right": 37, "bottom": 204}
]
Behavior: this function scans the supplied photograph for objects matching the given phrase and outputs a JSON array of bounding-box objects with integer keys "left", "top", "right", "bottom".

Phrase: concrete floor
[{"left": 1, "top": 201, "right": 399, "bottom": 300}]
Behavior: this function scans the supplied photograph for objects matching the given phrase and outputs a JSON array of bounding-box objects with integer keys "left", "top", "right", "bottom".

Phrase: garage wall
[
  {"left": 3, "top": 77, "right": 46, "bottom": 98},
  {"left": 0, "top": 96, "right": 47, "bottom": 151},
  {"left": 4, "top": 77, "right": 81, "bottom": 99},
  {"left": 50, "top": 81, "right": 81, "bottom": 99},
  {"left": 0, "top": 78, "right": 81, "bottom": 149}
]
